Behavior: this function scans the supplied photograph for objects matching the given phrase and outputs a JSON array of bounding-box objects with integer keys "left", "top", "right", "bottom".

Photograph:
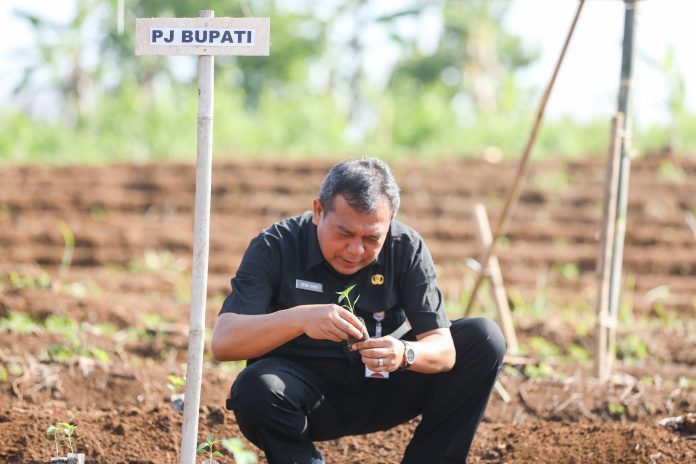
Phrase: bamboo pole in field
[
  {"left": 604, "top": 0, "right": 638, "bottom": 379},
  {"left": 180, "top": 10, "right": 215, "bottom": 464},
  {"left": 595, "top": 113, "right": 624, "bottom": 380},
  {"left": 473, "top": 203, "right": 519, "bottom": 354},
  {"left": 464, "top": 0, "right": 586, "bottom": 317}
]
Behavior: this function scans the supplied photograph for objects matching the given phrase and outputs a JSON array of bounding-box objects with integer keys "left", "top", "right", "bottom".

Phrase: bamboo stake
[
  {"left": 464, "top": 0, "right": 586, "bottom": 317},
  {"left": 473, "top": 203, "right": 519, "bottom": 354},
  {"left": 594, "top": 113, "right": 624, "bottom": 380},
  {"left": 606, "top": 0, "right": 638, "bottom": 379},
  {"left": 180, "top": 10, "right": 214, "bottom": 464}
]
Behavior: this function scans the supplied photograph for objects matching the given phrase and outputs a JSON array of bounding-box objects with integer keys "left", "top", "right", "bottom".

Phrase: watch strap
[{"left": 400, "top": 340, "right": 414, "bottom": 370}]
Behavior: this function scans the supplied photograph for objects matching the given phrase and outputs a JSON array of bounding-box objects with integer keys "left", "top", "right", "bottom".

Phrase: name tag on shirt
[{"left": 296, "top": 279, "right": 323, "bottom": 293}]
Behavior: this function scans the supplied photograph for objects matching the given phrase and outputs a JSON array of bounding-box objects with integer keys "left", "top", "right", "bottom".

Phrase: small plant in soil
[
  {"left": 336, "top": 284, "right": 369, "bottom": 348},
  {"left": 61, "top": 422, "right": 81, "bottom": 453},
  {"left": 221, "top": 438, "right": 258, "bottom": 464},
  {"left": 197, "top": 434, "right": 223, "bottom": 464},
  {"left": 46, "top": 424, "right": 63, "bottom": 457},
  {"left": 167, "top": 374, "right": 186, "bottom": 412},
  {"left": 58, "top": 220, "right": 75, "bottom": 281},
  {"left": 46, "top": 422, "right": 85, "bottom": 464},
  {"left": 607, "top": 402, "right": 626, "bottom": 417}
]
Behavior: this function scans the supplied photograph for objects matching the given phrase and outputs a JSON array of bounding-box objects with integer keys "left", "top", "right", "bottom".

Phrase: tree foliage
[{"left": 3, "top": 0, "right": 684, "bottom": 163}]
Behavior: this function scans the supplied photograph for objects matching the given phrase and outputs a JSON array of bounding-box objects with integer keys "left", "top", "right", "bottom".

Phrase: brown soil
[{"left": 0, "top": 155, "right": 695, "bottom": 463}]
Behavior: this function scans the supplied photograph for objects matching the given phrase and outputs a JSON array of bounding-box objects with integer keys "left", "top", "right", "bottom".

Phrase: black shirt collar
[{"left": 306, "top": 218, "right": 388, "bottom": 270}]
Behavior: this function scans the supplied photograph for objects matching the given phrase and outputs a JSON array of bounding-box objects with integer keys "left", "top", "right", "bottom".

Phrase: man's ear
[{"left": 312, "top": 199, "right": 323, "bottom": 226}]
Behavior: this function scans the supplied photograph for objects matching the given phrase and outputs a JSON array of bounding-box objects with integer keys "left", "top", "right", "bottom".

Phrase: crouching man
[{"left": 212, "top": 157, "right": 506, "bottom": 463}]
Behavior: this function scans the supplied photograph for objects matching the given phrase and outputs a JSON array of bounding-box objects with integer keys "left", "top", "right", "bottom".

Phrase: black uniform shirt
[{"left": 219, "top": 211, "right": 450, "bottom": 371}]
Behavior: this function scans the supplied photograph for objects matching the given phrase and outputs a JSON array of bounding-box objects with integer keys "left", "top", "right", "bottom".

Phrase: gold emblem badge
[{"left": 371, "top": 274, "right": 384, "bottom": 285}]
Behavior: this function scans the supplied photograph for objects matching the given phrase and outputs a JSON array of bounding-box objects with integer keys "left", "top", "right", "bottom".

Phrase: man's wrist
[
  {"left": 397, "top": 339, "right": 406, "bottom": 369},
  {"left": 399, "top": 340, "right": 415, "bottom": 370}
]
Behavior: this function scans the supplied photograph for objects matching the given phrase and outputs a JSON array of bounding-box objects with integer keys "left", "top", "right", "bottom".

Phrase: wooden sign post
[{"left": 136, "top": 11, "right": 269, "bottom": 464}]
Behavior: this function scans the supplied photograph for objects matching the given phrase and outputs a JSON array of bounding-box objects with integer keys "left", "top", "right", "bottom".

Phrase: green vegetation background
[{"left": 1, "top": 0, "right": 693, "bottom": 165}]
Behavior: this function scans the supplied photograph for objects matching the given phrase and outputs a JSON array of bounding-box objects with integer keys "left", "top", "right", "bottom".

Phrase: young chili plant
[
  {"left": 336, "top": 284, "right": 360, "bottom": 313},
  {"left": 46, "top": 424, "right": 64, "bottom": 456},
  {"left": 46, "top": 422, "right": 83, "bottom": 457},
  {"left": 197, "top": 434, "right": 223, "bottom": 463},
  {"left": 336, "top": 284, "right": 369, "bottom": 347},
  {"left": 60, "top": 422, "right": 82, "bottom": 454}
]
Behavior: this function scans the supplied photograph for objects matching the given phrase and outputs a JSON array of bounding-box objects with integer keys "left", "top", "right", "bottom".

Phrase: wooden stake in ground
[
  {"left": 595, "top": 113, "right": 624, "bottom": 380},
  {"left": 136, "top": 12, "right": 269, "bottom": 464},
  {"left": 598, "top": 0, "right": 639, "bottom": 380},
  {"left": 472, "top": 203, "right": 519, "bottom": 355}
]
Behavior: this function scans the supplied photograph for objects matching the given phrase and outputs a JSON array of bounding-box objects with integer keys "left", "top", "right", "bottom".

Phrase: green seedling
[
  {"left": 607, "top": 402, "right": 626, "bottom": 416},
  {"left": 197, "top": 434, "right": 223, "bottom": 463},
  {"left": 47, "top": 344, "right": 75, "bottom": 363},
  {"left": 60, "top": 422, "right": 82, "bottom": 453},
  {"left": 46, "top": 343, "right": 110, "bottom": 365},
  {"left": 567, "top": 344, "right": 590, "bottom": 363},
  {"left": 336, "top": 284, "right": 369, "bottom": 347},
  {"left": 525, "top": 336, "right": 560, "bottom": 362},
  {"left": 46, "top": 314, "right": 79, "bottom": 346},
  {"left": 7, "top": 271, "right": 52, "bottom": 290},
  {"left": 551, "top": 262, "right": 579, "bottom": 280},
  {"left": 58, "top": 220, "right": 75, "bottom": 280},
  {"left": 221, "top": 437, "right": 258, "bottom": 464},
  {"left": 523, "top": 362, "right": 556, "bottom": 380},
  {"left": 167, "top": 375, "right": 186, "bottom": 395},
  {"left": 46, "top": 422, "right": 83, "bottom": 455},
  {"left": 0, "top": 311, "right": 42, "bottom": 334},
  {"left": 336, "top": 284, "right": 360, "bottom": 313},
  {"left": 47, "top": 424, "right": 63, "bottom": 456},
  {"left": 616, "top": 334, "right": 649, "bottom": 361},
  {"left": 90, "top": 347, "right": 110, "bottom": 364}
]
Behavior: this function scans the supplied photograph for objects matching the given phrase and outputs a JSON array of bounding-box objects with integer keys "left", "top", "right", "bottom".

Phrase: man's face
[{"left": 313, "top": 194, "right": 392, "bottom": 275}]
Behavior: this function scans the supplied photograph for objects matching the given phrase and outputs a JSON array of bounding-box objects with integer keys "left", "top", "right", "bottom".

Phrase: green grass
[{"left": 2, "top": 78, "right": 695, "bottom": 166}]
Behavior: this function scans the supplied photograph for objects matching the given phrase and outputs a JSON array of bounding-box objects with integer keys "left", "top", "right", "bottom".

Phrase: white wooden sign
[{"left": 135, "top": 17, "right": 270, "bottom": 56}]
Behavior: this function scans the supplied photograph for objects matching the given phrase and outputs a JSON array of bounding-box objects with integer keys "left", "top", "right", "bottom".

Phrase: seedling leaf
[
  {"left": 336, "top": 284, "right": 360, "bottom": 313},
  {"left": 221, "top": 438, "right": 258, "bottom": 464}
]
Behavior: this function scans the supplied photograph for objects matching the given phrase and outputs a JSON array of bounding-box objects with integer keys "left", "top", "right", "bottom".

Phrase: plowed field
[{"left": 0, "top": 155, "right": 694, "bottom": 463}]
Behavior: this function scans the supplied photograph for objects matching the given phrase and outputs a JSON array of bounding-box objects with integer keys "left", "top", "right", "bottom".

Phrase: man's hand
[
  {"left": 351, "top": 336, "right": 405, "bottom": 373},
  {"left": 298, "top": 304, "right": 366, "bottom": 342}
]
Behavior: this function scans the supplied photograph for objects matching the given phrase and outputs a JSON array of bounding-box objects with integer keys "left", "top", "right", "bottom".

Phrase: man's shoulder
[
  {"left": 389, "top": 217, "right": 425, "bottom": 245},
  {"left": 389, "top": 217, "right": 436, "bottom": 276},
  {"left": 244, "top": 212, "right": 312, "bottom": 263},
  {"left": 260, "top": 211, "right": 313, "bottom": 241}
]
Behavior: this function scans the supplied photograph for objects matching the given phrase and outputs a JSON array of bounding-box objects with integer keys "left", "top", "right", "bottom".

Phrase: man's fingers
[
  {"left": 336, "top": 313, "right": 364, "bottom": 338},
  {"left": 328, "top": 319, "right": 360, "bottom": 341},
  {"left": 325, "top": 322, "right": 350, "bottom": 341},
  {"left": 337, "top": 307, "right": 367, "bottom": 335}
]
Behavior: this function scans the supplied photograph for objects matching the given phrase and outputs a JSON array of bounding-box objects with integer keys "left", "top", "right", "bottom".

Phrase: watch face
[{"left": 406, "top": 348, "right": 415, "bottom": 364}]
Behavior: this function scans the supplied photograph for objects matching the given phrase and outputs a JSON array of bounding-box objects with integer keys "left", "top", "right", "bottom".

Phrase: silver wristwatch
[{"left": 401, "top": 340, "right": 415, "bottom": 370}]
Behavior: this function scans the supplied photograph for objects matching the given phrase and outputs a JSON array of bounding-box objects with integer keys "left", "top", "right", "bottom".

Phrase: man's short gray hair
[{"left": 319, "top": 157, "right": 400, "bottom": 218}]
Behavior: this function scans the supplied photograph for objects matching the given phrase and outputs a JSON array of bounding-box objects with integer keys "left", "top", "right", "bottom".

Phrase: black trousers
[{"left": 227, "top": 317, "right": 506, "bottom": 464}]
